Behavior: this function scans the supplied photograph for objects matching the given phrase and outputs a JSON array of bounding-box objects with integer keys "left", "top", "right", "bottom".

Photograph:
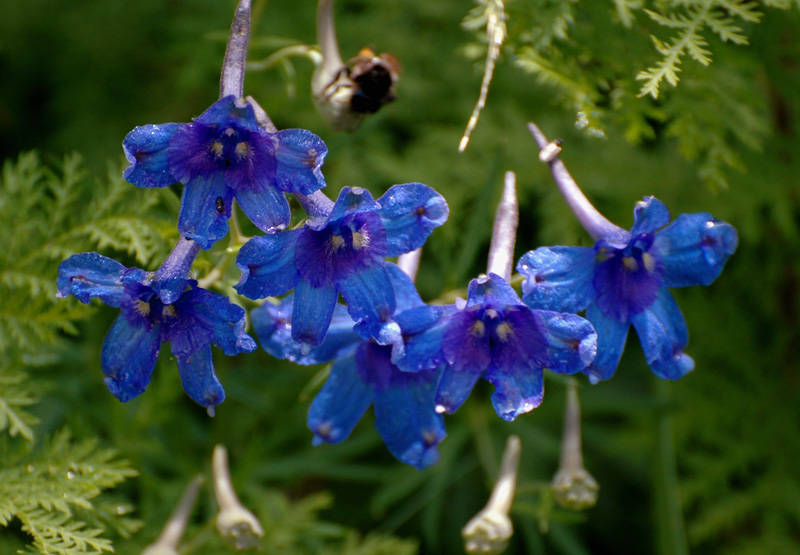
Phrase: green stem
[
  {"left": 654, "top": 378, "right": 689, "bottom": 555},
  {"left": 247, "top": 44, "right": 320, "bottom": 72}
]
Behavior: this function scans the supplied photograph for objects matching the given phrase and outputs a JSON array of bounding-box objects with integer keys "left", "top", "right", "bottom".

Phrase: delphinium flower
[
  {"left": 122, "top": 0, "right": 328, "bottom": 249},
  {"left": 235, "top": 183, "right": 448, "bottom": 347},
  {"left": 57, "top": 238, "right": 256, "bottom": 414},
  {"left": 519, "top": 123, "right": 739, "bottom": 383},
  {"left": 250, "top": 263, "right": 446, "bottom": 469},
  {"left": 122, "top": 96, "right": 328, "bottom": 249},
  {"left": 395, "top": 173, "right": 598, "bottom": 421}
]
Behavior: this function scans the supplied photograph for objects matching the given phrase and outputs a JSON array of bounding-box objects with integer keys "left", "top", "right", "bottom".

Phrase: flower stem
[
  {"left": 654, "top": 379, "right": 689, "bottom": 555},
  {"left": 156, "top": 237, "right": 200, "bottom": 282},
  {"left": 486, "top": 170, "right": 518, "bottom": 282},
  {"left": 527, "top": 122, "right": 629, "bottom": 246},
  {"left": 220, "top": 0, "right": 252, "bottom": 100},
  {"left": 314, "top": 0, "right": 344, "bottom": 92}
]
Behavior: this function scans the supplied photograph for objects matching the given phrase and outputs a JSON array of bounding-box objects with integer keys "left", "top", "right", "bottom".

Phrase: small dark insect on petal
[{"left": 216, "top": 197, "right": 225, "bottom": 213}]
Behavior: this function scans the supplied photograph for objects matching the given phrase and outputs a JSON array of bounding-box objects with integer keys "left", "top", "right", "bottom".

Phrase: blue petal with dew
[
  {"left": 654, "top": 213, "right": 738, "bottom": 288},
  {"left": 176, "top": 346, "right": 226, "bottom": 409},
  {"left": 56, "top": 252, "right": 128, "bottom": 307},
  {"left": 377, "top": 183, "right": 449, "bottom": 257},
  {"left": 630, "top": 288, "right": 694, "bottom": 380},
  {"left": 274, "top": 129, "right": 328, "bottom": 195},
  {"left": 177, "top": 175, "right": 233, "bottom": 249},
  {"left": 518, "top": 246, "right": 596, "bottom": 313},
  {"left": 291, "top": 280, "right": 338, "bottom": 347},
  {"left": 122, "top": 123, "right": 181, "bottom": 188},
  {"left": 583, "top": 303, "right": 630, "bottom": 383},
  {"left": 308, "top": 353, "right": 374, "bottom": 445},
  {"left": 101, "top": 313, "right": 161, "bottom": 402},
  {"left": 631, "top": 196, "right": 671, "bottom": 236},
  {"left": 235, "top": 229, "right": 301, "bottom": 299}
]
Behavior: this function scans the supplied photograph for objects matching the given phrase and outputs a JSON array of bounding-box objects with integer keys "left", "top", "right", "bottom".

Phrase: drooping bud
[
  {"left": 141, "top": 475, "right": 204, "bottom": 555},
  {"left": 312, "top": 0, "right": 400, "bottom": 131},
  {"left": 486, "top": 171, "right": 518, "bottom": 282},
  {"left": 462, "top": 435, "right": 521, "bottom": 554},
  {"left": 552, "top": 381, "right": 598, "bottom": 510},
  {"left": 213, "top": 445, "right": 264, "bottom": 549}
]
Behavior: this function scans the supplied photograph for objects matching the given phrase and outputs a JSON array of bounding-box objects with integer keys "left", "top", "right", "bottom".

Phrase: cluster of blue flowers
[{"left": 55, "top": 3, "right": 738, "bottom": 468}]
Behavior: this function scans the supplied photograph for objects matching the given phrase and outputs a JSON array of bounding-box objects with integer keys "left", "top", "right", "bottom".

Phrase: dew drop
[{"left": 66, "top": 471, "right": 76, "bottom": 479}]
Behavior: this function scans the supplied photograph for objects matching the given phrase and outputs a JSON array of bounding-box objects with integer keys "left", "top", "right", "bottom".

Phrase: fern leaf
[
  {"left": 0, "top": 367, "right": 38, "bottom": 441},
  {"left": 0, "top": 429, "right": 138, "bottom": 555}
]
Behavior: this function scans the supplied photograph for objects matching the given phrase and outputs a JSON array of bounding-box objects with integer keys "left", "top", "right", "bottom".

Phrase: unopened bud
[
  {"left": 552, "top": 381, "right": 598, "bottom": 510},
  {"left": 312, "top": 0, "right": 399, "bottom": 131},
  {"left": 213, "top": 445, "right": 264, "bottom": 549},
  {"left": 141, "top": 475, "right": 204, "bottom": 555},
  {"left": 462, "top": 435, "right": 521, "bottom": 554}
]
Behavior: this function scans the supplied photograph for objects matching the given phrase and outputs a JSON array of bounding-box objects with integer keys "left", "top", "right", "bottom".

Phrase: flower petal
[
  {"left": 194, "top": 95, "right": 260, "bottom": 131},
  {"left": 442, "top": 309, "right": 491, "bottom": 373},
  {"left": 235, "top": 182, "right": 291, "bottom": 233},
  {"left": 177, "top": 175, "right": 233, "bottom": 249},
  {"left": 385, "top": 263, "right": 424, "bottom": 312},
  {"left": 466, "top": 273, "right": 523, "bottom": 309},
  {"left": 122, "top": 123, "right": 181, "bottom": 188},
  {"left": 583, "top": 303, "right": 630, "bottom": 383},
  {"left": 167, "top": 287, "right": 256, "bottom": 357},
  {"left": 292, "top": 280, "right": 339, "bottom": 347},
  {"left": 251, "top": 297, "right": 360, "bottom": 365},
  {"left": 631, "top": 196, "right": 670, "bottom": 236},
  {"left": 175, "top": 346, "right": 226, "bottom": 409},
  {"left": 56, "top": 252, "right": 128, "bottom": 307},
  {"left": 654, "top": 213, "right": 738, "bottom": 288},
  {"left": 485, "top": 360, "right": 544, "bottom": 422},
  {"left": 377, "top": 183, "right": 449, "bottom": 257},
  {"left": 339, "top": 265, "right": 396, "bottom": 341},
  {"left": 235, "top": 229, "right": 301, "bottom": 300},
  {"left": 327, "top": 187, "right": 380, "bottom": 225},
  {"left": 223, "top": 131, "right": 278, "bottom": 194},
  {"left": 308, "top": 352, "right": 374, "bottom": 445},
  {"left": 101, "top": 313, "right": 161, "bottom": 402},
  {"left": 538, "top": 311, "right": 597, "bottom": 374},
  {"left": 434, "top": 365, "right": 482, "bottom": 415},
  {"left": 274, "top": 129, "right": 328, "bottom": 195},
  {"left": 630, "top": 288, "right": 694, "bottom": 380},
  {"left": 394, "top": 305, "right": 454, "bottom": 371},
  {"left": 517, "top": 246, "right": 596, "bottom": 313},
  {"left": 168, "top": 123, "right": 222, "bottom": 184},
  {"left": 360, "top": 343, "right": 445, "bottom": 470}
]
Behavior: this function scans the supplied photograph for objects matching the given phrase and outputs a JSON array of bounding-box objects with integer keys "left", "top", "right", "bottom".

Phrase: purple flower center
[
  {"left": 295, "top": 211, "right": 388, "bottom": 287},
  {"left": 593, "top": 233, "right": 665, "bottom": 321}
]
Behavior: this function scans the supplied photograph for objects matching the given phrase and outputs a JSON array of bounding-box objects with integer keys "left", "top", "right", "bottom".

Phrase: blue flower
[
  {"left": 57, "top": 252, "right": 256, "bottom": 411},
  {"left": 398, "top": 273, "right": 597, "bottom": 422},
  {"left": 123, "top": 95, "right": 328, "bottom": 249},
  {"left": 236, "top": 183, "right": 448, "bottom": 347},
  {"left": 517, "top": 196, "right": 738, "bottom": 383},
  {"left": 250, "top": 264, "right": 446, "bottom": 470}
]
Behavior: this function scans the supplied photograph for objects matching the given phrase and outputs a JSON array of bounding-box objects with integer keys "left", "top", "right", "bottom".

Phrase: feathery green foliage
[
  {"left": 0, "top": 430, "right": 141, "bottom": 555},
  {"left": 0, "top": 152, "right": 178, "bottom": 361}
]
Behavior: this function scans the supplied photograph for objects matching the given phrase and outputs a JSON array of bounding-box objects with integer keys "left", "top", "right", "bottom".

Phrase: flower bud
[
  {"left": 213, "top": 445, "right": 264, "bottom": 549},
  {"left": 141, "top": 476, "right": 204, "bottom": 555},
  {"left": 312, "top": 0, "right": 399, "bottom": 131},
  {"left": 552, "top": 382, "right": 599, "bottom": 510},
  {"left": 462, "top": 435, "right": 521, "bottom": 554}
]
